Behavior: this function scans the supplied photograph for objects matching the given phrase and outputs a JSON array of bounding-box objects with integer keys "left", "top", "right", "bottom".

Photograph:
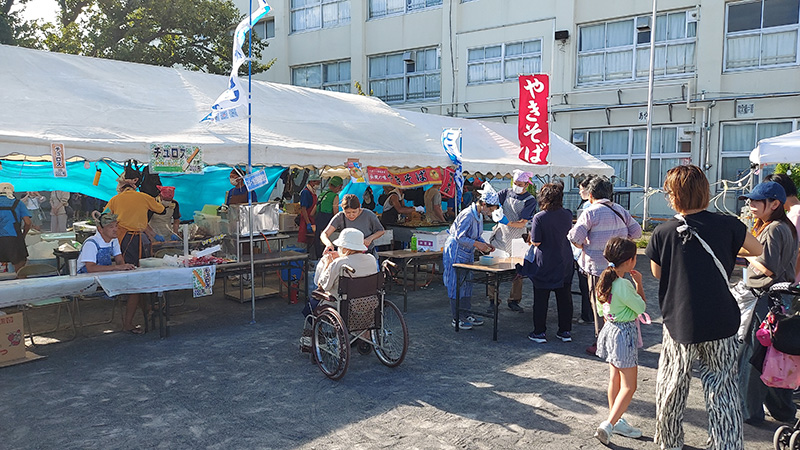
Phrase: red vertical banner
[{"left": 517, "top": 74, "right": 550, "bottom": 165}]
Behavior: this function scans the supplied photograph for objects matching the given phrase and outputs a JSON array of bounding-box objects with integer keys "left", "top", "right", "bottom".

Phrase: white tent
[
  {"left": 0, "top": 45, "right": 612, "bottom": 178},
  {"left": 750, "top": 130, "right": 800, "bottom": 165},
  {"left": 395, "top": 110, "right": 614, "bottom": 178}
]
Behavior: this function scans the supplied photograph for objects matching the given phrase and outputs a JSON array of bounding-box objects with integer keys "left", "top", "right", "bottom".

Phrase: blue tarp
[{"left": 0, "top": 160, "right": 285, "bottom": 221}]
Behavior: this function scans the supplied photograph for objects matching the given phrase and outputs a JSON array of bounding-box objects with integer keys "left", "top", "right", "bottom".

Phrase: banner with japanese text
[
  {"left": 149, "top": 144, "right": 204, "bottom": 174},
  {"left": 50, "top": 143, "right": 67, "bottom": 177},
  {"left": 518, "top": 74, "right": 550, "bottom": 165},
  {"left": 366, "top": 166, "right": 455, "bottom": 195}
]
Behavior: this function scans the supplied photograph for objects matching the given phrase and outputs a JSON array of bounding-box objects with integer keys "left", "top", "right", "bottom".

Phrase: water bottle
[{"left": 410, "top": 235, "right": 417, "bottom": 252}]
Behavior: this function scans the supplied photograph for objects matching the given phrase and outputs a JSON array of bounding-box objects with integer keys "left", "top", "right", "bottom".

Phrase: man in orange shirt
[{"left": 106, "top": 179, "right": 165, "bottom": 334}]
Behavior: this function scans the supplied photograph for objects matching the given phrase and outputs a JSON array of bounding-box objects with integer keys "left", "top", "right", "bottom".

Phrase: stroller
[{"left": 766, "top": 282, "right": 800, "bottom": 450}]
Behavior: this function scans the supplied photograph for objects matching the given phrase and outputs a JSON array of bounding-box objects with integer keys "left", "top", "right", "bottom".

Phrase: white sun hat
[{"left": 333, "top": 228, "right": 368, "bottom": 252}]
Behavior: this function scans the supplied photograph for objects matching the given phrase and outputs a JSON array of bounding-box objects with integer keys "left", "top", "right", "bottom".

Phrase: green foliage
[
  {"left": 7, "top": 0, "right": 271, "bottom": 76},
  {"left": 1, "top": 0, "right": 41, "bottom": 47},
  {"left": 774, "top": 164, "right": 800, "bottom": 190}
]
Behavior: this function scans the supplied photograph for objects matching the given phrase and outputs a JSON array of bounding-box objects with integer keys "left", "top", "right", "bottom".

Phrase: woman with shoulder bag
[
  {"left": 737, "top": 181, "right": 799, "bottom": 425},
  {"left": 646, "top": 165, "right": 761, "bottom": 450}
]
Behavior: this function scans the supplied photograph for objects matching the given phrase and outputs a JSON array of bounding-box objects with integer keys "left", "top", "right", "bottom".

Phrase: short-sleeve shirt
[
  {"left": 746, "top": 220, "right": 798, "bottom": 290},
  {"left": 645, "top": 211, "right": 747, "bottom": 344},
  {"left": 77, "top": 232, "right": 121, "bottom": 273},
  {"left": 530, "top": 208, "right": 574, "bottom": 289},
  {"left": 0, "top": 197, "right": 30, "bottom": 237},
  {"left": 597, "top": 277, "right": 647, "bottom": 323},
  {"left": 327, "top": 209, "right": 384, "bottom": 253},
  {"left": 497, "top": 189, "right": 537, "bottom": 221},
  {"left": 785, "top": 204, "right": 800, "bottom": 283},
  {"left": 424, "top": 188, "right": 442, "bottom": 216},
  {"left": 106, "top": 190, "right": 165, "bottom": 234}
]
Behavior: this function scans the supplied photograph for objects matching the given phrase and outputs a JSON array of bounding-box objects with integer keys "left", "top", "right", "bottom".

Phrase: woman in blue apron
[{"left": 442, "top": 184, "right": 500, "bottom": 330}]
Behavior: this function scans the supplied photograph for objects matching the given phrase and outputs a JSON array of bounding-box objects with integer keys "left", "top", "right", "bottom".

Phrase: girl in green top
[{"left": 593, "top": 237, "right": 647, "bottom": 446}]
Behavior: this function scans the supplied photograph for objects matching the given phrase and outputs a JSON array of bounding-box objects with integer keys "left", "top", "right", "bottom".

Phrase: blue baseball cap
[{"left": 739, "top": 181, "right": 787, "bottom": 204}]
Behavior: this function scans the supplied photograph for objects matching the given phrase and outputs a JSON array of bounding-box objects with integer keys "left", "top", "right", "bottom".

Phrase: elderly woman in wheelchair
[{"left": 300, "top": 228, "right": 408, "bottom": 380}]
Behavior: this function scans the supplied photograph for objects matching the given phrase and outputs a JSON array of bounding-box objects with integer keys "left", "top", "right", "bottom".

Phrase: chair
[{"left": 16, "top": 264, "right": 77, "bottom": 346}]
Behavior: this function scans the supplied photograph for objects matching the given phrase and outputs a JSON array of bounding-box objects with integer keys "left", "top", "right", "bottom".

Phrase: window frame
[
  {"left": 291, "top": 0, "right": 351, "bottom": 33},
  {"left": 723, "top": 0, "right": 800, "bottom": 71},
  {"left": 291, "top": 59, "right": 352, "bottom": 93},
  {"left": 718, "top": 119, "right": 799, "bottom": 184},
  {"left": 368, "top": 47, "right": 441, "bottom": 103},
  {"left": 368, "top": 0, "right": 442, "bottom": 20},
  {"left": 576, "top": 10, "right": 698, "bottom": 86},
  {"left": 467, "top": 39, "right": 543, "bottom": 85},
  {"left": 573, "top": 125, "right": 692, "bottom": 191}
]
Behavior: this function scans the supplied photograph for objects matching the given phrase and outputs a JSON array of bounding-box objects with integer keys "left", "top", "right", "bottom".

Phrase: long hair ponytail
[{"left": 596, "top": 237, "right": 638, "bottom": 304}]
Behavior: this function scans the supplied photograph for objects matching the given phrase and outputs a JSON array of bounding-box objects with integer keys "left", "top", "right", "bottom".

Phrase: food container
[{"left": 479, "top": 255, "right": 497, "bottom": 266}]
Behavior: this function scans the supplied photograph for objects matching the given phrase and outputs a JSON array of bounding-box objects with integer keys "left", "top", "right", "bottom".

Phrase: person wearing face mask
[
  {"left": 148, "top": 185, "right": 181, "bottom": 242},
  {"left": 442, "top": 184, "right": 499, "bottom": 330},
  {"left": 225, "top": 168, "right": 257, "bottom": 205},
  {"left": 487, "top": 170, "right": 538, "bottom": 313}
]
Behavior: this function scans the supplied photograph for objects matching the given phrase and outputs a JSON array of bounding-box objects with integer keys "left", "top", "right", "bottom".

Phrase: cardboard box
[
  {"left": 284, "top": 203, "right": 301, "bottom": 214},
  {"left": 279, "top": 213, "right": 299, "bottom": 232},
  {"left": 413, "top": 231, "right": 448, "bottom": 252},
  {"left": 0, "top": 312, "right": 26, "bottom": 364}
]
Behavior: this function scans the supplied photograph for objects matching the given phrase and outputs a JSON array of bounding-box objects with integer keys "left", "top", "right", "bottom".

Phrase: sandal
[{"left": 125, "top": 325, "right": 144, "bottom": 335}]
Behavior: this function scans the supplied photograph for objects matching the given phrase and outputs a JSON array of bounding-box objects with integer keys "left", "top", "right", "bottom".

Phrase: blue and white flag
[
  {"left": 201, "top": 0, "right": 271, "bottom": 123},
  {"left": 442, "top": 128, "right": 463, "bottom": 210}
]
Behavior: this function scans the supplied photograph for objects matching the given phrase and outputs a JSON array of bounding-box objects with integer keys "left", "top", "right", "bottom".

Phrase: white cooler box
[{"left": 413, "top": 231, "right": 448, "bottom": 252}]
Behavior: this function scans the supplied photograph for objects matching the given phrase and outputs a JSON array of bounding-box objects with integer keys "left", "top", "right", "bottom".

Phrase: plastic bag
[
  {"left": 761, "top": 346, "right": 800, "bottom": 389},
  {"left": 731, "top": 280, "right": 757, "bottom": 342}
]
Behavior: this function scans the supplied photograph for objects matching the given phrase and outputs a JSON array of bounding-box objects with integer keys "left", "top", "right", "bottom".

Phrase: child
[{"left": 593, "top": 237, "right": 646, "bottom": 445}]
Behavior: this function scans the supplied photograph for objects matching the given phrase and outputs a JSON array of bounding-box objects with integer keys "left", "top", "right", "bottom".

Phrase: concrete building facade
[{"left": 235, "top": 0, "right": 800, "bottom": 217}]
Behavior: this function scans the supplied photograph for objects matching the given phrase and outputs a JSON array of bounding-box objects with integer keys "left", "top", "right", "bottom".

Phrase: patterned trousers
[{"left": 654, "top": 328, "right": 743, "bottom": 450}]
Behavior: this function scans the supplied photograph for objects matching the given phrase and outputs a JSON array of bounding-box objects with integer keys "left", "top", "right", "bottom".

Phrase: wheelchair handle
[
  {"left": 342, "top": 264, "right": 356, "bottom": 275},
  {"left": 382, "top": 260, "right": 397, "bottom": 269}
]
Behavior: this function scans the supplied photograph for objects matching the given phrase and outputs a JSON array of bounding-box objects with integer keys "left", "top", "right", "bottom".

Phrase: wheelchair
[{"left": 304, "top": 260, "right": 408, "bottom": 380}]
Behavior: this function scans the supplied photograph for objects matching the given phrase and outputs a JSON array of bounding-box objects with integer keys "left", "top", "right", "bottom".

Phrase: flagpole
[{"left": 247, "top": 0, "right": 256, "bottom": 323}]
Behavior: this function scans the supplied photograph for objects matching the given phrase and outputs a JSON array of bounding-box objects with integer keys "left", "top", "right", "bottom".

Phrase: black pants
[
  {"left": 532, "top": 281, "right": 573, "bottom": 335},
  {"left": 577, "top": 266, "right": 594, "bottom": 322}
]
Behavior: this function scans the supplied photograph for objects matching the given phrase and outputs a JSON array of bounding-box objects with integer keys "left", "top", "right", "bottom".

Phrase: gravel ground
[{"left": 0, "top": 253, "right": 778, "bottom": 449}]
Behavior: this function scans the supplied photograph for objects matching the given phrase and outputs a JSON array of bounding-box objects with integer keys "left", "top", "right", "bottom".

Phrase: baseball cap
[{"left": 739, "top": 181, "right": 787, "bottom": 204}]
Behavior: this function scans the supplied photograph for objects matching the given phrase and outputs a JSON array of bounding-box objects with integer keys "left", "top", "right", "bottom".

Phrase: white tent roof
[
  {"left": 0, "top": 45, "right": 612, "bottom": 178},
  {"left": 750, "top": 130, "right": 800, "bottom": 165},
  {"left": 395, "top": 110, "right": 614, "bottom": 178}
]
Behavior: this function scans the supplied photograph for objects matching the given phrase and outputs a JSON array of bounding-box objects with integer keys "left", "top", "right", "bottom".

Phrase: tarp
[
  {"left": 0, "top": 160, "right": 284, "bottom": 220},
  {"left": 396, "top": 110, "right": 614, "bottom": 178},
  {"left": 750, "top": 130, "right": 800, "bottom": 165},
  {"left": 0, "top": 45, "right": 613, "bottom": 178}
]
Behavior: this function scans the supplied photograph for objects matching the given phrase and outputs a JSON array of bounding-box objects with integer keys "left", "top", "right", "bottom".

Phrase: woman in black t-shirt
[{"left": 646, "top": 165, "right": 761, "bottom": 450}]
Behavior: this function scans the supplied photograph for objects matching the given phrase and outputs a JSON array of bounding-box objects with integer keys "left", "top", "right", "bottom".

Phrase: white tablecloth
[{"left": 0, "top": 266, "right": 213, "bottom": 308}]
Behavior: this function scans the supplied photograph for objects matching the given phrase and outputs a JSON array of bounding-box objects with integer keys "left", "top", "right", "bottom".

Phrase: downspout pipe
[{"left": 685, "top": 80, "right": 714, "bottom": 171}]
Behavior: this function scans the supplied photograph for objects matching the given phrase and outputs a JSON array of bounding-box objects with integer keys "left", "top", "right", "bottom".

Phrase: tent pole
[{"left": 247, "top": 0, "right": 256, "bottom": 324}]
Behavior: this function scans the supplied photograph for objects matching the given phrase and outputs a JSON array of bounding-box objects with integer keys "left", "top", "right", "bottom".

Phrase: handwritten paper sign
[
  {"left": 51, "top": 143, "right": 67, "bottom": 177},
  {"left": 150, "top": 144, "right": 204, "bottom": 174}
]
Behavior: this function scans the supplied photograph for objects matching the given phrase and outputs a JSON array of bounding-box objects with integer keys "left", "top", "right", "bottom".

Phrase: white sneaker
[
  {"left": 594, "top": 420, "right": 613, "bottom": 445},
  {"left": 613, "top": 417, "right": 642, "bottom": 438},
  {"left": 466, "top": 315, "right": 484, "bottom": 326},
  {"left": 451, "top": 319, "right": 473, "bottom": 330}
]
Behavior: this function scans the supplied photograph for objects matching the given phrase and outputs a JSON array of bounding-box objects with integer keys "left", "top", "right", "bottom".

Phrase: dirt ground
[{"left": 0, "top": 253, "right": 779, "bottom": 449}]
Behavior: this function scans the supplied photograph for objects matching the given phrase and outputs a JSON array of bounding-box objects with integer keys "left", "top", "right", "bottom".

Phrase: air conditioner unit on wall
[
  {"left": 686, "top": 8, "right": 699, "bottom": 23},
  {"left": 677, "top": 126, "right": 694, "bottom": 142},
  {"left": 572, "top": 131, "right": 587, "bottom": 144},
  {"left": 402, "top": 51, "right": 416, "bottom": 63},
  {"left": 636, "top": 17, "right": 651, "bottom": 31}
]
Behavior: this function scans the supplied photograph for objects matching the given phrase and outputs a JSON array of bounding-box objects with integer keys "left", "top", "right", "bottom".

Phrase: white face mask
[{"left": 512, "top": 185, "right": 526, "bottom": 194}]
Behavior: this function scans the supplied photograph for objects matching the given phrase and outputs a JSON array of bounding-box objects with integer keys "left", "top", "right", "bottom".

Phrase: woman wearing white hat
[{"left": 314, "top": 228, "right": 378, "bottom": 299}]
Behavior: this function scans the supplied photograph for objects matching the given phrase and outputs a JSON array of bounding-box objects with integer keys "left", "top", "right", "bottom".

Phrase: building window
[
  {"left": 719, "top": 121, "right": 796, "bottom": 182},
  {"left": 253, "top": 18, "right": 275, "bottom": 40},
  {"left": 369, "top": 48, "right": 440, "bottom": 103},
  {"left": 292, "top": 60, "right": 351, "bottom": 93},
  {"left": 725, "top": 0, "right": 800, "bottom": 70},
  {"left": 369, "top": 0, "right": 442, "bottom": 19},
  {"left": 291, "top": 0, "right": 350, "bottom": 33},
  {"left": 577, "top": 10, "right": 697, "bottom": 85},
  {"left": 575, "top": 126, "right": 691, "bottom": 189},
  {"left": 467, "top": 40, "right": 542, "bottom": 84}
]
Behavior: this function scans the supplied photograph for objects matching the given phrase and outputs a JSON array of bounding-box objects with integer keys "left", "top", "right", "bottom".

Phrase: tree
[
  {"left": 1, "top": 0, "right": 41, "bottom": 46},
  {"left": 6, "top": 0, "right": 272, "bottom": 75}
]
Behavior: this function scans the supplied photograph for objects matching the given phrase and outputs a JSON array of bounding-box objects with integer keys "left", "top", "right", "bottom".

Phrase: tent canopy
[
  {"left": 0, "top": 44, "right": 612, "bottom": 178},
  {"left": 750, "top": 130, "right": 800, "bottom": 165}
]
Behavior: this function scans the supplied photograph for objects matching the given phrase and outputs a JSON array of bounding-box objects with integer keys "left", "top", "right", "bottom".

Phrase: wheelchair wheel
[
  {"left": 312, "top": 308, "right": 350, "bottom": 380},
  {"left": 372, "top": 300, "right": 408, "bottom": 367}
]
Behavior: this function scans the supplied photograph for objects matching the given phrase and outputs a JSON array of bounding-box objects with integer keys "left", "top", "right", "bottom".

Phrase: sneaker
[
  {"left": 595, "top": 420, "right": 613, "bottom": 445},
  {"left": 452, "top": 319, "right": 473, "bottom": 330},
  {"left": 613, "top": 417, "right": 642, "bottom": 439},
  {"left": 507, "top": 302, "right": 524, "bottom": 313},
  {"left": 586, "top": 343, "right": 598, "bottom": 356},
  {"left": 577, "top": 317, "right": 594, "bottom": 325},
  {"left": 527, "top": 332, "right": 547, "bottom": 343},
  {"left": 466, "top": 315, "right": 484, "bottom": 326},
  {"left": 556, "top": 331, "right": 572, "bottom": 342}
]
